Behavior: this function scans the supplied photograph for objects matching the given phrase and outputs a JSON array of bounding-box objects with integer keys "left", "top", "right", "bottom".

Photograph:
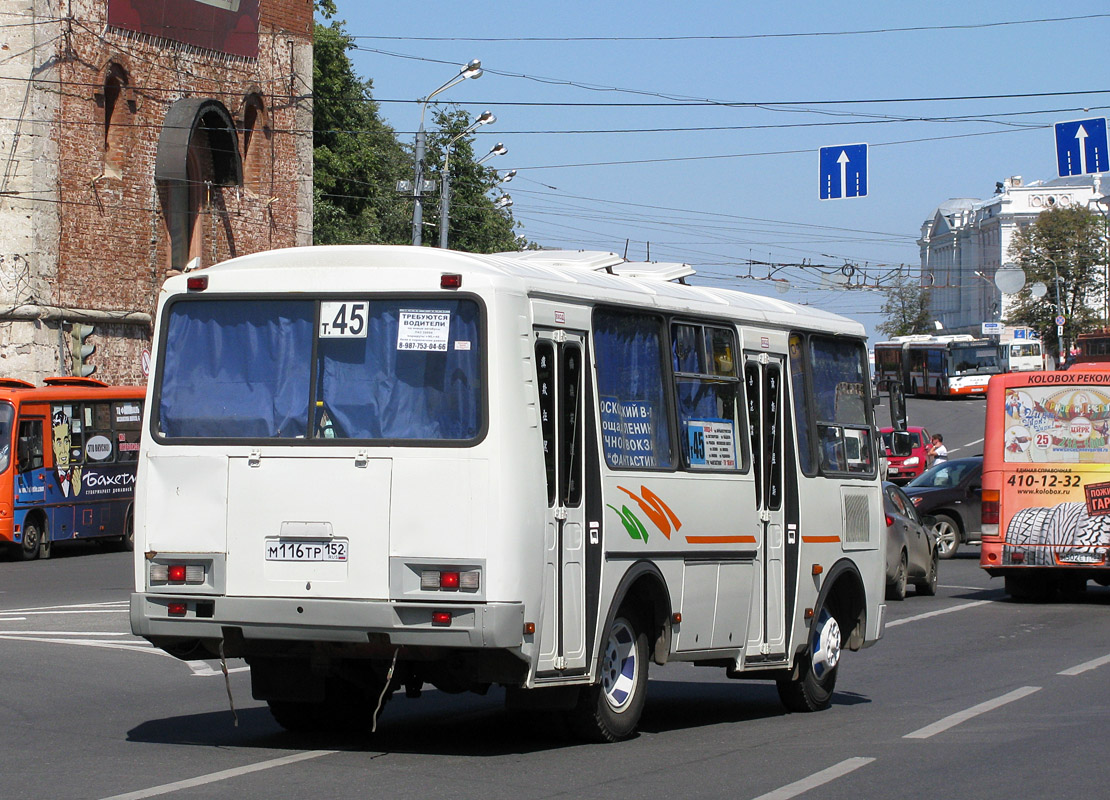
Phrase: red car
[{"left": 881, "top": 426, "right": 930, "bottom": 484}]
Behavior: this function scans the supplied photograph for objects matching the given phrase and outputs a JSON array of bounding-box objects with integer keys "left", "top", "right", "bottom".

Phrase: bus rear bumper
[{"left": 130, "top": 592, "right": 525, "bottom": 652}]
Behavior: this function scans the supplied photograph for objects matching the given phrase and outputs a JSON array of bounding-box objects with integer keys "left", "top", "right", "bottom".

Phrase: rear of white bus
[{"left": 130, "top": 255, "right": 543, "bottom": 731}]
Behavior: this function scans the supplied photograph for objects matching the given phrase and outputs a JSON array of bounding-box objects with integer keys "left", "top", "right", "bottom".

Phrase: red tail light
[
  {"left": 168, "top": 602, "right": 187, "bottom": 617},
  {"left": 885, "top": 514, "right": 894, "bottom": 527},
  {"left": 431, "top": 611, "right": 452, "bottom": 626},
  {"left": 186, "top": 275, "right": 208, "bottom": 291},
  {"left": 982, "top": 489, "right": 1000, "bottom": 525},
  {"left": 168, "top": 564, "right": 187, "bottom": 583}
]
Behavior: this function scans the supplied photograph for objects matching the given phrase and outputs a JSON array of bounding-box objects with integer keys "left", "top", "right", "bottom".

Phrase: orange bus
[
  {"left": 0, "top": 377, "right": 145, "bottom": 560},
  {"left": 980, "top": 365, "right": 1110, "bottom": 599}
]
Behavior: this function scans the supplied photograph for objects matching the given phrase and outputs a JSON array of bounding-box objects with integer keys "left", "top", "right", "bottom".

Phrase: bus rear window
[
  {"left": 1003, "top": 385, "right": 1110, "bottom": 463},
  {"left": 158, "top": 298, "right": 483, "bottom": 441}
]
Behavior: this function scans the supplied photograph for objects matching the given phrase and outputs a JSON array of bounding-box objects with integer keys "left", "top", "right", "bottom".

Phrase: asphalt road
[{"left": 3, "top": 400, "right": 1108, "bottom": 800}]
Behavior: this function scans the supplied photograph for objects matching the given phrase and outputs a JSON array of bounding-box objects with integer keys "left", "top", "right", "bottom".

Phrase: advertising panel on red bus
[{"left": 980, "top": 366, "right": 1110, "bottom": 599}]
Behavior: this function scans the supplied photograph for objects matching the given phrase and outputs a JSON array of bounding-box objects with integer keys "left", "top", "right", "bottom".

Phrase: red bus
[
  {"left": 1075, "top": 330, "right": 1110, "bottom": 363},
  {"left": 980, "top": 365, "right": 1110, "bottom": 599},
  {"left": 0, "top": 377, "right": 145, "bottom": 560}
]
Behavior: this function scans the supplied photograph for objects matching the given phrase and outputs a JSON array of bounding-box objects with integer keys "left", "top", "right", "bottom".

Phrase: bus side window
[
  {"left": 113, "top": 399, "right": 143, "bottom": 462},
  {"left": 17, "top": 419, "right": 43, "bottom": 472}
]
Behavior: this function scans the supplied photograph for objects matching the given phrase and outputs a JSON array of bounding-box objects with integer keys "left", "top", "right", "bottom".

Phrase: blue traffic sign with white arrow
[
  {"left": 1054, "top": 118, "right": 1109, "bottom": 177},
  {"left": 820, "top": 143, "right": 868, "bottom": 200}
]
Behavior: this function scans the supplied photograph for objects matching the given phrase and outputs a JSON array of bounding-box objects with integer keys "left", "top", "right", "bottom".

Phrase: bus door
[
  {"left": 745, "top": 353, "right": 787, "bottom": 657},
  {"left": 534, "top": 330, "right": 588, "bottom": 674},
  {"left": 13, "top": 418, "right": 60, "bottom": 536}
]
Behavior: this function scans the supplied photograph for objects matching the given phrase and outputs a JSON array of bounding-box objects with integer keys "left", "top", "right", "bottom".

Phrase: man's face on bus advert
[{"left": 53, "top": 419, "right": 71, "bottom": 469}]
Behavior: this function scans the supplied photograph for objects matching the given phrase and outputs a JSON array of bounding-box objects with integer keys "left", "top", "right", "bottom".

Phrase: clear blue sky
[{"left": 329, "top": 2, "right": 1110, "bottom": 341}]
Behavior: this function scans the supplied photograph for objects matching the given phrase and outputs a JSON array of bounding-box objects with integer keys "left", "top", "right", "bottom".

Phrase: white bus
[
  {"left": 131, "top": 246, "right": 888, "bottom": 741},
  {"left": 1001, "top": 338, "right": 1044, "bottom": 372}
]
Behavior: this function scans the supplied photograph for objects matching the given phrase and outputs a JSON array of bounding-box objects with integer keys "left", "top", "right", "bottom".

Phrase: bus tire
[
  {"left": 117, "top": 511, "right": 135, "bottom": 552},
  {"left": 19, "top": 520, "right": 41, "bottom": 561},
  {"left": 568, "top": 606, "right": 649, "bottom": 742},
  {"left": 777, "top": 607, "right": 839, "bottom": 713},
  {"left": 885, "top": 551, "right": 908, "bottom": 601},
  {"left": 1005, "top": 573, "right": 1052, "bottom": 602},
  {"left": 932, "top": 513, "right": 960, "bottom": 559},
  {"left": 267, "top": 674, "right": 388, "bottom": 734}
]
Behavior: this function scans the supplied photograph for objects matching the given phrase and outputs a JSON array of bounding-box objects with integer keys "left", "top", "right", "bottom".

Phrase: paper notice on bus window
[
  {"left": 397, "top": 310, "right": 451, "bottom": 351},
  {"left": 686, "top": 419, "right": 737, "bottom": 469}
]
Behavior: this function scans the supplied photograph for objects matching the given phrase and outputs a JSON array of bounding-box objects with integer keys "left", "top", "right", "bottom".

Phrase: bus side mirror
[
  {"left": 887, "top": 381, "right": 907, "bottom": 431},
  {"left": 890, "top": 430, "right": 914, "bottom": 457}
]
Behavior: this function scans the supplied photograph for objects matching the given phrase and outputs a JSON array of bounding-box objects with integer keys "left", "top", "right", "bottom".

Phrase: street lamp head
[
  {"left": 476, "top": 110, "right": 496, "bottom": 126},
  {"left": 461, "top": 59, "right": 483, "bottom": 79},
  {"left": 494, "top": 195, "right": 513, "bottom": 210},
  {"left": 476, "top": 143, "right": 508, "bottom": 165},
  {"left": 500, "top": 169, "right": 517, "bottom": 184}
]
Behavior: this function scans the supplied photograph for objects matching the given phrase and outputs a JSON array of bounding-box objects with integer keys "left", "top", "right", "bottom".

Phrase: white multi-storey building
[{"left": 918, "top": 174, "right": 1108, "bottom": 335}]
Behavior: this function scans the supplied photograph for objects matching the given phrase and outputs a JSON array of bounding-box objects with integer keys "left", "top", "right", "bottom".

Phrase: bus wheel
[
  {"left": 568, "top": 607, "right": 649, "bottom": 742},
  {"left": 19, "top": 521, "right": 41, "bottom": 561},
  {"left": 268, "top": 674, "right": 389, "bottom": 734},
  {"left": 885, "top": 551, "right": 908, "bottom": 601},
  {"left": 778, "top": 607, "right": 839, "bottom": 713},
  {"left": 1005, "top": 573, "right": 1052, "bottom": 602},
  {"left": 118, "top": 512, "right": 135, "bottom": 552},
  {"left": 932, "top": 514, "right": 960, "bottom": 559}
]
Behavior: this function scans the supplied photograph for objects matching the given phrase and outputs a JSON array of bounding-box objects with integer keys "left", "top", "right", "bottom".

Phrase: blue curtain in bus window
[
  {"left": 318, "top": 300, "right": 481, "bottom": 440},
  {"left": 594, "top": 311, "right": 672, "bottom": 469},
  {"left": 159, "top": 300, "right": 313, "bottom": 438},
  {"left": 810, "top": 338, "right": 867, "bottom": 425}
]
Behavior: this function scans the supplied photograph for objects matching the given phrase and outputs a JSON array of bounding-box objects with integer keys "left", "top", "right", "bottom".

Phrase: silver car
[{"left": 883, "top": 481, "right": 939, "bottom": 600}]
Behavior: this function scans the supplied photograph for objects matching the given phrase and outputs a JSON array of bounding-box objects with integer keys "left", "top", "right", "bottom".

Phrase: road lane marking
[
  {"left": 885, "top": 600, "right": 990, "bottom": 628},
  {"left": 0, "top": 630, "right": 130, "bottom": 636},
  {"left": 1058, "top": 653, "right": 1110, "bottom": 675},
  {"left": 903, "top": 686, "right": 1041, "bottom": 739},
  {"left": 949, "top": 438, "right": 983, "bottom": 454},
  {"left": 749, "top": 757, "right": 875, "bottom": 800},
  {"left": 187, "top": 662, "right": 250, "bottom": 677},
  {"left": 0, "top": 601, "right": 127, "bottom": 614},
  {"left": 0, "top": 634, "right": 164, "bottom": 656},
  {"left": 98, "top": 750, "right": 340, "bottom": 800}
]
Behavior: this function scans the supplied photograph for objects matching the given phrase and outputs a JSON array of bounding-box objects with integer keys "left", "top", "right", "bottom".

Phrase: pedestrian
[{"left": 927, "top": 433, "right": 948, "bottom": 467}]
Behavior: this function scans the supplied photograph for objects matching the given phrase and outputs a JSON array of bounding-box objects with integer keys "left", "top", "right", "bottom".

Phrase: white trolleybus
[{"left": 131, "top": 246, "right": 888, "bottom": 742}]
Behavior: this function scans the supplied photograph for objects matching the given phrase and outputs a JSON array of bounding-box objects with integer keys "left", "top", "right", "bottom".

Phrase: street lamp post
[
  {"left": 1042, "top": 252, "right": 1067, "bottom": 368},
  {"left": 411, "top": 59, "right": 482, "bottom": 246},
  {"left": 1096, "top": 194, "right": 1110, "bottom": 327},
  {"left": 438, "top": 111, "right": 496, "bottom": 249}
]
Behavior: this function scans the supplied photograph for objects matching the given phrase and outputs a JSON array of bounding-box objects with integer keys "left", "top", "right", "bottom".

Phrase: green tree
[
  {"left": 312, "top": 11, "right": 410, "bottom": 245},
  {"left": 1004, "top": 206, "right": 1105, "bottom": 360},
  {"left": 877, "top": 273, "right": 933, "bottom": 338},
  {"left": 424, "top": 109, "right": 522, "bottom": 253},
  {"left": 312, "top": 3, "right": 527, "bottom": 250}
]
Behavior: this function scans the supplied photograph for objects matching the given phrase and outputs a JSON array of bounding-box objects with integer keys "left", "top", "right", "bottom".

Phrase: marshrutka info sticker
[{"left": 397, "top": 310, "right": 451, "bottom": 351}]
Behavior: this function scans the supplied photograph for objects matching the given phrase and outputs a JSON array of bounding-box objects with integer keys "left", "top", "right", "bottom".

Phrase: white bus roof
[{"left": 168, "top": 245, "right": 865, "bottom": 337}]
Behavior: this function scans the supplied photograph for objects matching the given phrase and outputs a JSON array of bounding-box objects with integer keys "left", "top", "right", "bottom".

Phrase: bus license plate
[{"left": 265, "top": 539, "right": 347, "bottom": 562}]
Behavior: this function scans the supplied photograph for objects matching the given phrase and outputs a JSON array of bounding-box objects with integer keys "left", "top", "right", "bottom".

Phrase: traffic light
[{"left": 71, "top": 323, "right": 95, "bottom": 377}]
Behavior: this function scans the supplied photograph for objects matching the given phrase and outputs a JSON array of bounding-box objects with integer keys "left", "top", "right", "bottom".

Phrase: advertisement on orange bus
[{"left": 981, "top": 369, "right": 1110, "bottom": 581}]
